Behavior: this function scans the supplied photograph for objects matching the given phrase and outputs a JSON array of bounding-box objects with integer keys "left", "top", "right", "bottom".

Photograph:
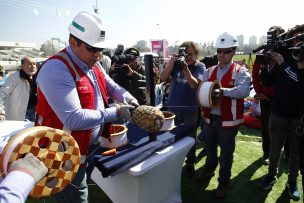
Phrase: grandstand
[{"left": 0, "top": 41, "right": 47, "bottom": 72}]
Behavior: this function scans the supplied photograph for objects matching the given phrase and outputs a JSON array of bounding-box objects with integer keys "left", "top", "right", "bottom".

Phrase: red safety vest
[
  {"left": 35, "top": 49, "right": 110, "bottom": 156},
  {"left": 204, "top": 63, "right": 244, "bottom": 128}
]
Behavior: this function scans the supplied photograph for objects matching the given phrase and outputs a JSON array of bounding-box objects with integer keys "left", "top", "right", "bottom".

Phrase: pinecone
[{"left": 132, "top": 105, "right": 165, "bottom": 133}]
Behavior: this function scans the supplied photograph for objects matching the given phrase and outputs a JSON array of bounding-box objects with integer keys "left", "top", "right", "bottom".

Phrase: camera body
[
  {"left": 254, "top": 30, "right": 304, "bottom": 65},
  {"left": 254, "top": 29, "right": 288, "bottom": 65},
  {"left": 174, "top": 46, "right": 188, "bottom": 70}
]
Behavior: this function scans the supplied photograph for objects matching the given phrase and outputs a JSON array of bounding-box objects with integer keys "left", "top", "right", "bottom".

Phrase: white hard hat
[
  {"left": 215, "top": 32, "right": 238, "bottom": 48},
  {"left": 68, "top": 11, "right": 107, "bottom": 48}
]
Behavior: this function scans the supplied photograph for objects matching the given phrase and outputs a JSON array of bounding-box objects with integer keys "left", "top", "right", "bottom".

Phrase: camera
[
  {"left": 253, "top": 29, "right": 304, "bottom": 65},
  {"left": 112, "top": 54, "right": 137, "bottom": 65},
  {"left": 174, "top": 46, "right": 188, "bottom": 70},
  {"left": 289, "top": 42, "right": 304, "bottom": 62},
  {"left": 253, "top": 28, "right": 288, "bottom": 65}
]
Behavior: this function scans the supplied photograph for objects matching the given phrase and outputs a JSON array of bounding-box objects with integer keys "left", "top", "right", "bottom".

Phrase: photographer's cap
[
  {"left": 124, "top": 47, "right": 140, "bottom": 57},
  {"left": 215, "top": 32, "right": 238, "bottom": 48},
  {"left": 68, "top": 11, "right": 108, "bottom": 48}
]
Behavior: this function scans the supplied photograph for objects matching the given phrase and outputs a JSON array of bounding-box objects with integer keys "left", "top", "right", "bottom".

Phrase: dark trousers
[
  {"left": 268, "top": 114, "right": 300, "bottom": 182},
  {"left": 300, "top": 134, "right": 304, "bottom": 190},
  {"left": 173, "top": 111, "right": 198, "bottom": 166},
  {"left": 203, "top": 115, "right": 238, "bottom": 184},
  {"left": 260, "top": 100, "right": 271, "bottom": 159}
]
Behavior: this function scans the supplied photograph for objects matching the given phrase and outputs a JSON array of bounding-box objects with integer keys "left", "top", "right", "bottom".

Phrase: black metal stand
[
  {"left": 144, "top": 54, "right": 155, "bottom": 106},
  {"left": 149, "top": 132, "right": 157, "bottom": 142}
]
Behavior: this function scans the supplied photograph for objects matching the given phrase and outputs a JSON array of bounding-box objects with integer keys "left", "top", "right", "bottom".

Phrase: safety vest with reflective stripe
[
  {"left": 204, "top": 63, "right": 244, "bottom": 128},
  {"left": 35, "top": 49, "right": 109, "bottom": 156}
]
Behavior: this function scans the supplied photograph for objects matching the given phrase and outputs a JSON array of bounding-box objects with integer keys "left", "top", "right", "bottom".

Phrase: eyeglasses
[
  {"left": 85, "top": 43, "right": 103, "bottom": 53},
  {"left": 186, "top": 52, "right": 195, "bottom": 56},
  {"left": 216, "top": 49, "right": 233, "bottom": 54}
]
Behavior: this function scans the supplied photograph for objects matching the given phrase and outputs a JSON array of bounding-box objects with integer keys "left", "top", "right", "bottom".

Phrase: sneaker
[
  {"left": 214, "top": 182, "right": 229, "bottom": 199},
  {"left": 286, "top": 181, "right": 301, "bottom": 201},
  {"left": 195, "top": 168, "right": 215, "bottom": 182},
  {"left": 183, "top": 164, "right": 195, "bottom": 177},
  {"left": 259, "top": 174, "right": 277, "bottom": 190},
  {"left": 261, "top": 158, "right": 270, "bottom": 165}
]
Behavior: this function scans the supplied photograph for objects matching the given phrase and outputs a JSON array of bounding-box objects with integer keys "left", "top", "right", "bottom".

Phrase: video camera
[
  {"left": 112, "top": 54, "right": 137, "bottom": 65},
  {"left": 174, "top": 46, "right": 188, "bottom": 70},
  {"left": 111, "top": 45, "right": 138, "bottom": 74},
  {"left": 289, "top": 42, "right": 304, "bottom": 62},
  {"left": 253, "top": 29, "right": 304, "bottom": 65}
]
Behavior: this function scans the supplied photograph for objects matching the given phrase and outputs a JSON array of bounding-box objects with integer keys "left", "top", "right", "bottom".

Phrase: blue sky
[{"left": 0, "top": 0, "right": 303, "bottom": 49}]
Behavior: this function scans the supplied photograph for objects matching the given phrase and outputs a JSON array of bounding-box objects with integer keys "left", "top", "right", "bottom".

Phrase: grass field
[{"left": 26, "top": 125, "right": 303, "bottom": 203}]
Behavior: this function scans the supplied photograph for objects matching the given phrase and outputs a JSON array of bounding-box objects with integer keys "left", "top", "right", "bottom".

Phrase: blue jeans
[
  {"left": 25, "top": 106, "right": 36, "bottom": 122},
  {"left": 53, "top": 145, "right": 98, "bottom": 203},
  {"left": 173, "top": 111, "right": 198, "bottom": 166},
  {"left": 203, "top": 115, "right": 238, "bottom": 184},
  {"left": 53, "top": 166, "right": 88, "bottom": 203}
]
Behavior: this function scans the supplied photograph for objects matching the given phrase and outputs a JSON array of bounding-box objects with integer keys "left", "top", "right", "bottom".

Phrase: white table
[{"left": 91, "top": 136, "right": 195, "bottom": 203}]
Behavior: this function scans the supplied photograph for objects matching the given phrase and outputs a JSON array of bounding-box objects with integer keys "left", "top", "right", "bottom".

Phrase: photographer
[
  {"left": 289, "top": 42, "right": 304, "bottom": 195},
  {"left": 160, "top": 41, "right": 206, "bottom": 177},
  {"left": 258, "top": 24, "right": 304, "bottom": 201},
  {"left": 252, "top": 26, "right": 285, "bottom": 166},
  {"left": 110, "top": 47, "right": 147, "bottom": 105}
]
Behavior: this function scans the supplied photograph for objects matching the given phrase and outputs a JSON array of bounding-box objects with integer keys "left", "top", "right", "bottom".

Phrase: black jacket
[
  {"left": 110, "top": 65, "right": 147, "bottom": 105},
  {"left": 261, "top": 62, "right": 304, "bottom": 118}
]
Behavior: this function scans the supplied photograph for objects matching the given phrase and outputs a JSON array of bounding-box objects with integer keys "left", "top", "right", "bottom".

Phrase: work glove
[
  {"left": 117, "top": 104, "right": 135, "bottom": 121},
  {"left": 8, "top": 153, "right": 48, "bottom": 183},
  {"left": 213, "top": 88, "right": 224, "bottom": 98},
  {"left": 128, "top": 98, "right": 139, "bottom": 108}
]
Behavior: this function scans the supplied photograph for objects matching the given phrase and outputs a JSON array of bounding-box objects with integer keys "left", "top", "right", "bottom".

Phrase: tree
[
  {"left": 134, "top": 40, "right": 149, "bottom": 52},
  {"left": 40, "top": 40, "right": 60, "bottom": 57}
]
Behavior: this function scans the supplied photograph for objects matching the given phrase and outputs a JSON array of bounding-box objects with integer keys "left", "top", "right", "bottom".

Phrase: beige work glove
[
  {"left": 8, "top": 153, "right": 48, "bottom": 183},
  {"left": 117, "top": 104, "right": 135, "bottom": 121},
  {"left": 128, "top": 98, "right": 139, "bottom": 108}
]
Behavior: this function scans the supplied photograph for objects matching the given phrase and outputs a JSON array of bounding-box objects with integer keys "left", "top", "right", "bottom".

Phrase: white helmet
[
  {"left": 68, "top": 11, "right": 107, "bottom": 48},
  {"left": 215, "top": 32, "right": 238, "bottom": 48}
]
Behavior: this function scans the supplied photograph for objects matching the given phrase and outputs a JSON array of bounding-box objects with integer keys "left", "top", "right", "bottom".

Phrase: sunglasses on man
[
  {"left": 85, "top": 43, "right": 103, "bottom": 53},
  {"left": 216, "top": 49, "right": 234, "bottom": 54}
]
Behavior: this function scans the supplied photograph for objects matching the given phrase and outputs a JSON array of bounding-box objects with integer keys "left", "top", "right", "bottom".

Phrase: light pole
[{"left": 156, "top": 24, "right": 161, "bottom": 39}]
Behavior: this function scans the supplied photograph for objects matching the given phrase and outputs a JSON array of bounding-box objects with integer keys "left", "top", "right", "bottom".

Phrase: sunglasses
[
  {"left": 85, "top": 44, "right": 103, "bottom": 53},
  {"left": 216, "top": 49, "right": 233, "bottom": 54}
]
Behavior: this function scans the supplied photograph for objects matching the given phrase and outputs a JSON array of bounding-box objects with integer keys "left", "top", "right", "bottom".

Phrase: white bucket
[
  {"left": 101, "top": 124, "right": 128, "bottom": 149},
  {"left": 159, "top": 111, "right": 175, "bottom": 131}
]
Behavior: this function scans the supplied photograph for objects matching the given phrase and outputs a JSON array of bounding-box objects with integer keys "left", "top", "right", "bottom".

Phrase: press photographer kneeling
[{"left": 110, "top": 47, "right": 147, "bottom": 105}]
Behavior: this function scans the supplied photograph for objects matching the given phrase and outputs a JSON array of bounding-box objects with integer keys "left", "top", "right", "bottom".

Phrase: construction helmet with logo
[
  {"left": 215, "top": 32, "right": 238, "bottom": 48},
  {"left": 68, "top": 11, "right": 107, "bottom": 48}
]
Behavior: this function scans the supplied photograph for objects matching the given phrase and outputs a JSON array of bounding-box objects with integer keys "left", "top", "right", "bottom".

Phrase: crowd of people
[{"left": 0, "top": 11, "right": 303, "bottom": 202}]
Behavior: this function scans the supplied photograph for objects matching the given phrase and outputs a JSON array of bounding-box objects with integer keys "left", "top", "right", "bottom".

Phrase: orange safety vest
[
  {"left": 204, "top": 63, "right": 244, "bottom": 128},
  {"left": 35, "top": 49, "right": 110, "bottom": 157}
]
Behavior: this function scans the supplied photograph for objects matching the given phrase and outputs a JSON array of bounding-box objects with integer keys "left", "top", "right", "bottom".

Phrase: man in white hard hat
[
  {"left": 35, "top": 11, "right": 139, "bottom": 202},
  {"left": 196, "top": 32, "right": 251, "bottom": 199}
]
